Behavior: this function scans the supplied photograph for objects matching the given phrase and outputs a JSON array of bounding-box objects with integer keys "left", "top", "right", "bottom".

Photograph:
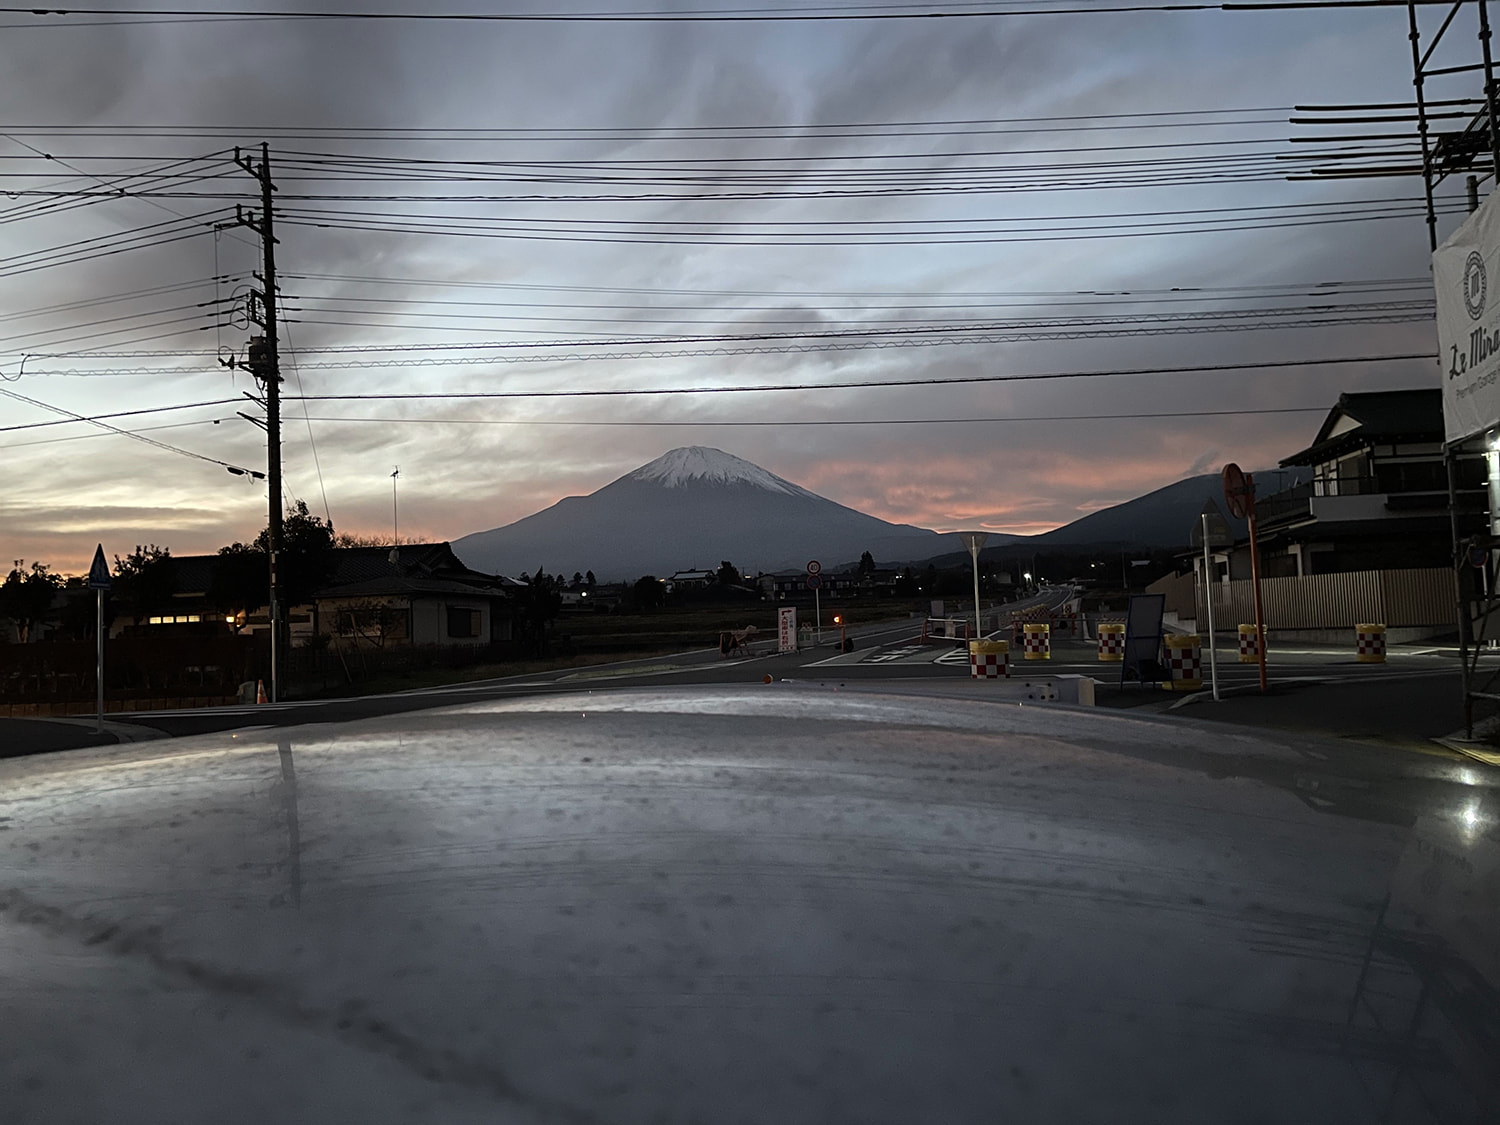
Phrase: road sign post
[
  {"left": 1200, "top": 514, "right": 1220, "bottom": 702},
  {"left": 1223, "top": 464, "right": 1268, "bottom": 694},
  {"left": 87, "top": 544, "right": 111, "bottom": 734},
  {"left": 806, "top": 560, "right": 822, "bottom": 642}
]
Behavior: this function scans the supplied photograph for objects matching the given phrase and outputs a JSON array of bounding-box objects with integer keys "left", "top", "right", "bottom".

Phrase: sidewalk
[
  {"left": 1134, "top": 672, "right": 1482, "bottom": 753},
  {"left": 0, "top": 717, "right": 166, "bottom": 759}
]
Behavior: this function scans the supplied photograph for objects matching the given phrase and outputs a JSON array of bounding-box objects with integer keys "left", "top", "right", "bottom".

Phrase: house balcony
[{"left": 1255, "top": 479, "right": 1475, "bottom": 531}]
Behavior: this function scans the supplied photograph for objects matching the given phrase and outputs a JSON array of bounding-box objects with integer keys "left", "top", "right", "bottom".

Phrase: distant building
[
  {"left": 758, "top": 570, "right": 854, "bottom": 600},
  {"left": 663, "top": 569, "right": 715, "bottom": 594},
  {"left": 116, "top": 542, "right": 518, "bottom": 650}
]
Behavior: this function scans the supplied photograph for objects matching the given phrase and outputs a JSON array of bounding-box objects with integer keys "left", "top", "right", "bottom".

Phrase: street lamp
[{"left": 959, "top": 532, "right": 988, "bottom": 641}]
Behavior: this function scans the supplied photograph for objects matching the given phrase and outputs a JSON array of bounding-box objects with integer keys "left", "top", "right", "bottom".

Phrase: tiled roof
[
  {"left": 167, "top": 542, "right": 518, "bottom": 596},
  {"left": 312, "top": 575, "right": 514, "bottom": 599},
  {"left": 1281, "top": 389, "right": 1443, "bottom": 467}
]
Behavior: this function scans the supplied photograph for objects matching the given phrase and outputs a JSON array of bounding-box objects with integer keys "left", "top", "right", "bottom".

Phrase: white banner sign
[
  {"left": 1435, "top": 190, "right": 1500, "bottom": 444},
  {"left": 777, "top": 606, "right": 797, "bottom": 654}
]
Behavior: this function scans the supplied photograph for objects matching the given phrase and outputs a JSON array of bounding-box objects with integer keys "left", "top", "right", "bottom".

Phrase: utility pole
[{"left": 234, "top": 144, "right": 283, "bottom": 703}]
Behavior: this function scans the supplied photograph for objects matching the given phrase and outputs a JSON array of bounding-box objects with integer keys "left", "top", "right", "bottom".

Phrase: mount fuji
[{"left": 452, "top": 446, "right": 982, "bottom": 580}]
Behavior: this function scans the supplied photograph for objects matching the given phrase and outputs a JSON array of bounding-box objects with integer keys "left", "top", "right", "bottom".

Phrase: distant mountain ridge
[
  {"left": 451, "top": 447, "right": 1306, "bottom": 580},
  {"left": 452, "top": 447, "right": 991, "bottom": 580}
]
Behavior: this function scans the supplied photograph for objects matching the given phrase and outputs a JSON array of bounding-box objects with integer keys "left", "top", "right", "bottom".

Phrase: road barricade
[
  {"left": 1023, "top": 623, "right": 1051, "bottom": 660},
  {"left": 1097, "top": 623, "right": 1125, "bottom": 662},
  {"left": 969, "top": 639, "right": 1010, "bottom": 679},
  {"left": 1356, "top": 623, "right": 1387, "bottom": 663},
  {"left": 1163, "top": 634, "right": 1203, "bottom": 691},
  {"left": 1238, "top": 624, "right": 1260, "bottom": 664}
]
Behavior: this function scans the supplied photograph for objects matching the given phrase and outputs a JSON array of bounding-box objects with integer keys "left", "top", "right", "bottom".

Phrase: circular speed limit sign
[{"left": 806, "top": 560, "right": 821, "bottom": 576}]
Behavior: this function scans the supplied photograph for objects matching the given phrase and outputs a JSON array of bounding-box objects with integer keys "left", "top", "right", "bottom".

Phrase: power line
[
  {"left": 0, "top": 4, "right": 1229, "bottom": 30},
  {"left": 0, "top": 397, "right": 240, "bottom": 433},
  {"left": 0, "top": 386, "right": 262, "bottom": 475},
  {"left": 0, "top": 354, "right": 1429, "bottom": 434},
  {"left": 0, "top": 404, "right": 1331, "bottom": 451},
  {"left": 280, "top": 353, "right": 1437, "bottom": 402},
  {"left": 298, "top": 405, "right": 1332, "bottom": 426},
  {"left": 280, "top": 271, "right": 1434, "bottom": 300},
  {"left": 0, "top": 416, "right": 232, "bottom": 450}
]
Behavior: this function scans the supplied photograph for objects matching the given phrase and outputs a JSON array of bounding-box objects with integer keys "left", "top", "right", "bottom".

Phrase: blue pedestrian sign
[{"left": 87, "top": 544, "right": 111, "bottom": 591}]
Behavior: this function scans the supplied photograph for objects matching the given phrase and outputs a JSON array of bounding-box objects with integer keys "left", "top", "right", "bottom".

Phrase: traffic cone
[{"left": 255, "top": 679, "right": 267, "bottom": 704}]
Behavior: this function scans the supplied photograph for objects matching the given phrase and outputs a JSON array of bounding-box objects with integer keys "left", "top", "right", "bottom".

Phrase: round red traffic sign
[
  {"left": 806, "top": 574, "right": 822, "bottom": 590},
  {"left": 806, "top": 560, "right": 821, "bottom": 575},
  {"left": 1222, "top": 463, "right": 1255, "bottom": 521}
]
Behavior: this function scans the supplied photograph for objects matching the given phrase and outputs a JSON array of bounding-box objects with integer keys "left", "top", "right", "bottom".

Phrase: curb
[{"left": 30, "top": 717, "right": 169, "bottom": 743}]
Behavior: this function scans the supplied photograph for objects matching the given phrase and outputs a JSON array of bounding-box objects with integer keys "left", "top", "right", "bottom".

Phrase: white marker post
[
  {"left": 1200, "top": 514, "right": 1220, "bottom": 701},
  {"left": 87, "top": 544, "right": 112, "bottom": 734},
  {"left": 960, "top": 532, "right": 988, "bottom": 642}
]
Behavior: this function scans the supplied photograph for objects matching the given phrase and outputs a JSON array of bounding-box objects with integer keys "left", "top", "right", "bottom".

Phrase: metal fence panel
[{"left": 1200, "top": 568, "right": 1450, "bottom": 629}]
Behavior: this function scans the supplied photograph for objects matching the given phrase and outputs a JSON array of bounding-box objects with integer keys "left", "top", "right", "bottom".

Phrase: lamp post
[
  {"left": 960, "top": 532, "right": 988, "bottom": 641},
  {"left": 390, "top": 466, "right": 400, "bottom": 565}
]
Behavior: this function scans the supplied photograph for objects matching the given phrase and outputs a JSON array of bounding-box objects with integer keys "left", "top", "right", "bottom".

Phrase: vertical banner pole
[
  {"left": 1248, "top": 499, "right": 1269, "bottom": 695},
  {"left": 96, "top": 588, "right": 104, "bottom": 734},
  {"left": 1201, "top": 513, "right": 1220, "bottom": 702}
]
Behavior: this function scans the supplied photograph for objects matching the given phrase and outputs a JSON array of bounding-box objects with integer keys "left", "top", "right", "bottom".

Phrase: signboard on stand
[
  {"left": 1435, "top": 188, "right": 1500, "bottom": 443},
  {"left": 777, "top": 606, "right": 797, "bottom": 654}
]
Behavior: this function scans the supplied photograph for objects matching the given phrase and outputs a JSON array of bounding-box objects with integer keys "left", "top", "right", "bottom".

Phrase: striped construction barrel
[
  {"left": 1238, "top": 624, "right": 1260, "bottom": 664},
  {"left": 969, "top": 639, "right": 1010, "bottom": 679},
  {"left": 1355, "top": 623, "right": 1386, "bottom": 664},
  {"left": 1163, "top": 634, "right": 1203, "bottom": 691}
]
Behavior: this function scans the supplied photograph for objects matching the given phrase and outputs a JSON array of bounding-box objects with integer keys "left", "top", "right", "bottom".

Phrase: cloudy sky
[{"left": 0, "top": 0, "right": 1477, "bottom": 575}]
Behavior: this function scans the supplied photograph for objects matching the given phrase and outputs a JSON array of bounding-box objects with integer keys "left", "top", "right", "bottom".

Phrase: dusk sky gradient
[{"left": 0, "top": 1, "right": 1475, "bottom": 576}]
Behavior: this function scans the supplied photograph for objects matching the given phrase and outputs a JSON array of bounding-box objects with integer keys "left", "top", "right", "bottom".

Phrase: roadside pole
[
  {"left": 1248, "top": 500, "right": 1269, "bottom": 694},
  {"left": 87, "top": 544, "right": 111, "bottom": 734},
  {"left": 806, "top": 560, "right": 822, "bottom": 644},
  {"left": 1223, "top": 463, "right": 1268, "bottom": 694},
  {"left": 960, "top": 532, "right": 988, "bottom": 642},
  {"left": 1199, "top": 514, "right": 1220, "bottom": 701}
]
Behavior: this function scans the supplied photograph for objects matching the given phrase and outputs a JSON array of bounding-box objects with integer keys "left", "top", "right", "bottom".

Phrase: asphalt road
[{"left": 1, "top": 588, "right": 1488, "bottom": 754}]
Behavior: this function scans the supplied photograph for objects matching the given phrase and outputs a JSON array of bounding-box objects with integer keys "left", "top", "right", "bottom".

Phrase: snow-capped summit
[
  {"left": 627, "top": 446, "right": 812, "bottom": 496},
  {"left": 453, "top": 445, "right": 962, "bottom": 580}
]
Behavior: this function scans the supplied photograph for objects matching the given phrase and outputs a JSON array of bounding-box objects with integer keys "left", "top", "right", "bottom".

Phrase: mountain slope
[
  {"left": 912, "top": 467, "right": 1314, "bottom": 571},
  {"left": 452, "top": 447, "right": 994, "bottom": 579},
  {"left": 1033, "top": 467, "right": 1310, "bottom": 550}
]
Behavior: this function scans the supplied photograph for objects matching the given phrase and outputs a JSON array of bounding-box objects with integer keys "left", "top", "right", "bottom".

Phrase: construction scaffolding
[{"left": 1290, "top": 1, "right": 1500, "bottom": 734}]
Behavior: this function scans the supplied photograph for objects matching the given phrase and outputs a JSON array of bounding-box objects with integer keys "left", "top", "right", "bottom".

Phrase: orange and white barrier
[
  {"left": 1238, "top": 624, "right": 1260, "bottom": 664},
  {"left": 1097, "top": 623, "right": 1125, "bottom": 661},
  {"left": 969, "top": 639, "right": 1010, "bottom": 679},
  {"left": 1356, "top": 623, "right": 1387, "bottom": 663},
  {"left": 1023, "top": 623, "right": 1051, "bottom": 660},
  {"left": 1163, "top": 634, "right": 1203, "bottom": 691}
]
